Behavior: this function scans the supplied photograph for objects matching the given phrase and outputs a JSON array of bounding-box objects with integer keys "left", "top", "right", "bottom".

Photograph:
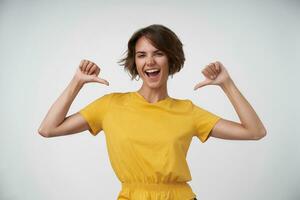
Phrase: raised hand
[
  {"left": 194, "top": 61, "right": 232, "bottom": 90},
  {"left": 75, "top": 59, "right": 109, "bottom": 86}
]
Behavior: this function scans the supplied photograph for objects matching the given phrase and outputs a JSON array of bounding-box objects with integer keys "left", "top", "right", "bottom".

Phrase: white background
[{"left": 0, "top": 0, "right": 299, "bottom": 199}]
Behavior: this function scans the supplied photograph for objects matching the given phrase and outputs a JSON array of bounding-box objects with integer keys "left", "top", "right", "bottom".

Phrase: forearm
[
  {"left": 220, "top": 78, "right": 266, "bottom": 137},
  {"left": 38, "top": 76, "right": 84, "bottom": 133}
]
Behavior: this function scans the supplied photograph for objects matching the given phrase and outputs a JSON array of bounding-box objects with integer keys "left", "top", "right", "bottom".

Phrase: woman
[{"left": 38, "top": 24, "right": 267, "bottom": 200}]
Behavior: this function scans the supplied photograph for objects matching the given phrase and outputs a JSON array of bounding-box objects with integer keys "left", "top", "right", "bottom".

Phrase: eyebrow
[{"left": 135, "top": 50, "right": 162, "bottom": 54}]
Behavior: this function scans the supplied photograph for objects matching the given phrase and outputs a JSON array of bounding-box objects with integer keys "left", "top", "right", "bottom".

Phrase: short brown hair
[{"left": 118, "top": 24, "right": 185, "bottom": 80}]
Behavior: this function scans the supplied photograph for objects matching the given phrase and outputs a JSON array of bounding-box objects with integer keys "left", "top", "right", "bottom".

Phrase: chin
[
  {"left": 146, "top": 82, "right": 162, "bottom": 89},
  {"left": 139, "top": 70, "right": 168, "bottom": 89}
]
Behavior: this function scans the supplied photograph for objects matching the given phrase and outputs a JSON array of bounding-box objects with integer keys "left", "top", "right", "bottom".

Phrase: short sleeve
[
  {"left": 192, "top": 103, "right": 221, "bottom": 143},
  {"left": 78, "top": 93, "right": 113, "bottom": 136}
]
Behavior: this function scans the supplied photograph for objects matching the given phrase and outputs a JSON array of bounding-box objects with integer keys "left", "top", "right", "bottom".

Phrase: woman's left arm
[{"left": 194, "top": 61, "right": 267, "bottom": 140}]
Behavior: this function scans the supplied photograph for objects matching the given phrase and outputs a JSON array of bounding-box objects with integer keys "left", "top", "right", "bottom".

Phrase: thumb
[
  {"left": 194, "top": 79, "right": 210, "bottom": 90},
  {"left": 91, "top": 76, "right": 110, "bottom": 86}
]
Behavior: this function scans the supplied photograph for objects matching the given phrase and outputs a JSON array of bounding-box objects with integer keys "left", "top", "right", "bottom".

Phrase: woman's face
[{"left": 135, "top": 36, "right": 169, "bottom": 89}]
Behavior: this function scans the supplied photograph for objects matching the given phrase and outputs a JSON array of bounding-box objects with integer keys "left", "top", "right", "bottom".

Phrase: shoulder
[
  {"left": 168, "top": 97, "right": 195, "bottom": 112},
  {"left": 96, "top": 91, "right": 127, "bottom": 99},
  {"left": 171, "top": 97, "right": 210, "bottom": 114},
  {"left": 107, "top": 91, "right": 130, "bottom": 99},
  {"left": 99, "top": 91, "right": 132, "bottom": 104},
  {"left": 171, "top": 96, "right": 194, "bottom": 106}
]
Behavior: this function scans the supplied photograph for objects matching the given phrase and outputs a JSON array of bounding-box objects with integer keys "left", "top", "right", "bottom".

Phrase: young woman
[{"left": 38, "top": 24, "right": 267, "bottom": 200}]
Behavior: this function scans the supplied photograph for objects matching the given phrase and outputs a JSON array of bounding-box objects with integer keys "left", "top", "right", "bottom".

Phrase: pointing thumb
[
  {"left": 194, "top": 79, "right": 210, "bottom": 90},
  {"left": 92, "top": 76, "right": 110, "bottom": 86}
]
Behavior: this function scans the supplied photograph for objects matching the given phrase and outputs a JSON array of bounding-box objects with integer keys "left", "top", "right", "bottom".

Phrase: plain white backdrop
[{"left": 0, "top": 0, "right": 299, "bottom": 199}]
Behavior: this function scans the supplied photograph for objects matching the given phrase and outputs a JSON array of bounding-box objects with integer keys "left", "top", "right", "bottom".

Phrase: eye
[
  {"left": 155, "top": 52, "right": 164, "bottom": 56},
  {"left": 137, "top": 54, "right": 145, "bottom": 58}
]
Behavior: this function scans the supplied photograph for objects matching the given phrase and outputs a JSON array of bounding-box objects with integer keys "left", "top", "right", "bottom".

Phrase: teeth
[{"left": 145, "top": 69, "right": 160, "bottom": 73}]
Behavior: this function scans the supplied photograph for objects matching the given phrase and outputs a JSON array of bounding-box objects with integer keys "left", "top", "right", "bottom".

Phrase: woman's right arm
[{"left": 38, "top": 59, "right": 109, "bottom": 138}]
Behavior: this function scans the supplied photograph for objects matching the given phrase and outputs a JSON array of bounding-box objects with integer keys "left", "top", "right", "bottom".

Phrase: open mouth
[{"left": 144, "top": 69, "right": 161, "bottom": 79}]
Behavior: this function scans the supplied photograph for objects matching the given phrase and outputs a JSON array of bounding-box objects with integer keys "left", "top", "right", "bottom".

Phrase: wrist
[
  {"left": 71, "top": 75, "right": 84, "bottom": 88},
  {"left": 220, "top": 78, "right": 235, "bottom": 90}
]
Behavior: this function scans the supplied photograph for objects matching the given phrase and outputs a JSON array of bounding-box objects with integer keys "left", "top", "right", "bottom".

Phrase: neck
[{"left": 137, "top": 83, "right": 169, "bottom": 103}]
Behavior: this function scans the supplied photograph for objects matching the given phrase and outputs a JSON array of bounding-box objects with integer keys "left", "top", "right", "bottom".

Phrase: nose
[{"left": 146, "top": 56, "right": 155, "bottom": 66}]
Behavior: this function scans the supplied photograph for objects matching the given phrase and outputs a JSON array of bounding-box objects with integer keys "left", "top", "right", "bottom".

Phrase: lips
[
  {"left": 143, "top": 68, "right": 161, "bottom": 80},
  {"left": 144, "top": 68, "right": 160, "bottom": 77}
]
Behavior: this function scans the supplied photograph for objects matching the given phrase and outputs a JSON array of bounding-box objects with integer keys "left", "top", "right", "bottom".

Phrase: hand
[
  {"left": 194, "top": 61, "right": 232, "bottom": 90},
  {"left": 74, "top": 59, "right": 109, "bottom": 86}
]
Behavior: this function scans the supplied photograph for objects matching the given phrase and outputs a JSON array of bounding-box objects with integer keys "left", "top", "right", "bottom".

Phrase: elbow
[
  {"left": 253, "top": 128, "right": 267, "bottom": 140},
  {"left": 38, "top": 128, "right": 51, "bottom": 138}
]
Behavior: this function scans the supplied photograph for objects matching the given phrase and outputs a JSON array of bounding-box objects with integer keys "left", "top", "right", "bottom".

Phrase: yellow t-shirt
[{"left": 79, "top": 91, "right": 221, "bottom": 200}]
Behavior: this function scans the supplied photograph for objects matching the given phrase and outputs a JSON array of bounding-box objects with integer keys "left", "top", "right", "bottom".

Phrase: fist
[
  {"left": 194, "top": 61, "right": 232, "bottom": 90},
  {"left": 75, "top": 59, "right": 109, "bottom": 86}
]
